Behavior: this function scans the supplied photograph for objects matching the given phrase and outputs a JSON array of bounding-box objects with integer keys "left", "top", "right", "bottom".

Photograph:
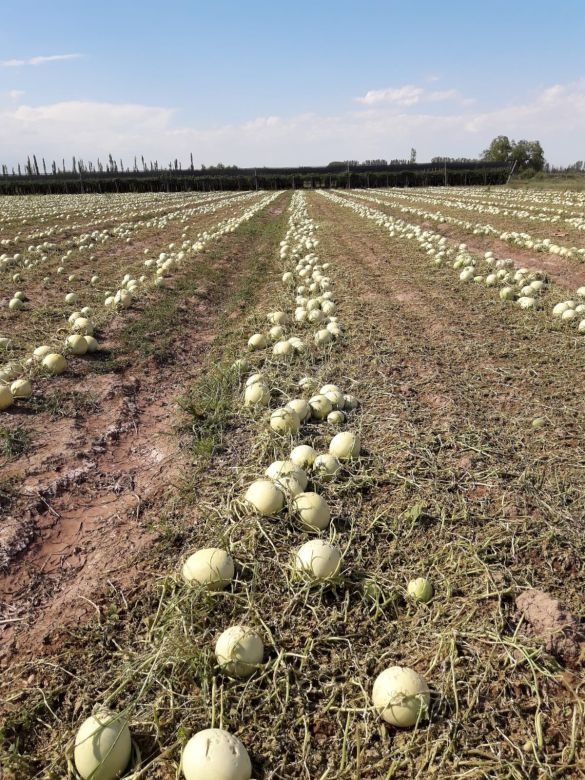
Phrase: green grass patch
[
  {"left": 509, "top": 173, "right": 585, "bottom": 191},
  {"left": 179, "top": 364, "right": 239, "bottom": 460},
  {"left": 0, "top": 426, "right": 32, "bottom": 459},
  {"left": 31, "top": 389, "right": 101, "bottom": 420}
]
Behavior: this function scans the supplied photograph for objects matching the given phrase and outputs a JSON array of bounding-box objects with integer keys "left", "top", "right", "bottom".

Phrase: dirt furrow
[{"left": 0, "top": 193, "right": 289, "bottom": 668}]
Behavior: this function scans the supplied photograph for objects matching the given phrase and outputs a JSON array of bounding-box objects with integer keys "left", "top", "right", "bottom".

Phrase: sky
[{"left": 0, "top": 0, "right": 584, "bottom": 169}]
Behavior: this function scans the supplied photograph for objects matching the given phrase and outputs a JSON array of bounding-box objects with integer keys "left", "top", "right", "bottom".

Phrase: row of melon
[
  {"left": 347, "top": 188, "right": 585, "bottom": 323},
  {"left": 69, "top": 192, "right": 432, "bottom": 780},
  {"left": 1, "top": 195, "right": 257, "bottom": 380},
  {"left": 0, "top": 194, "right": 279, "bottom": 413},
  {"left": 1, "top": 191, "right": 220, "bottom": 246},
  {"left": 350, "top": 187, "right": 585, "bottom": 260},
  {"left": 414, "top": 184, "right": 585, "bottom": 219},
  {"left": 427, "top": 239, "right": 585, "bottom": 326},
  {"left": 0, "top": 312, "right": 98, "bottom": 410},
  {"left": 72, "top": 193, "right": 309, "bottom": 779},
  {"left": 324, "top": 189, "right": 585, "bottom": 330},
  {"left": 68, "top": 192, "right": 287, "bottom": 778},
  {"left": 1, "top": 191, "right": 252, "bottom": 283},
  {"left": 180, "top": 193, "right": 429, "bottom": 775},
  {"left": 239, "top": 191, "right": 352, "bottom": 570},
  {"left": 369, "top": 185, "right": 585, "bottom": 234},
  {"left": 433, "top": 244, "right": 548, "bottom": 310},
  {"left": 3, "top": 191, "right": 258, "bottom": 315}
]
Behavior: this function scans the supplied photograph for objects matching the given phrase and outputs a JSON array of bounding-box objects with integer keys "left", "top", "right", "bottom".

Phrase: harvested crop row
[
  {"left": 368, "top": 186, "right": 585, "bottom": 233},
  {"left": 304, "top": 190, "right": 584, "bottom": 777},
  {"left": 347, "top": 187, "right": 585, "bottom": 261},
  {"left": 0, "top": 191, "right": 238, "bottom": 247},
  {"left": 426, "top": 185, "right": 585, "bottom": 219},
  {"left": 0, "top": 192, "right": 272, "bottom": 410},
  {"left": 327, "top": 189, "right": 585, "bottom": 330}
]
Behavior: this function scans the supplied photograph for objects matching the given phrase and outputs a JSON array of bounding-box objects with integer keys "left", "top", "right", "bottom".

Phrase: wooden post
[{"left": 506, "top": 160, "right": 517, "bottom": 185}]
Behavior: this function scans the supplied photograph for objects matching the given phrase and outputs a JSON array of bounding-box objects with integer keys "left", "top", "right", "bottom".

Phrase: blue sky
[{"left": 1, "top": 0, "right": 584, "bottom": 167}]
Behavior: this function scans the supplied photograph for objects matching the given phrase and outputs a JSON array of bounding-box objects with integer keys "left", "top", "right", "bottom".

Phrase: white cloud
[
  {"left": 356, "top": 84, "right": 467, "bottom": 106},
  {"left": 1, "top": 53, "right": 81, "bottom": 67},
  {"left": 7, "top": 90, "right": 25, "bottom": 99},
  {"left": 427, "top": 89, "right": 459, "bottom": 102},
  {"left": 356, "top": 85, "right": 424, "bottom": 106},
  {"left": 1, "top": 80, "right": 584, "bottom": 168}
]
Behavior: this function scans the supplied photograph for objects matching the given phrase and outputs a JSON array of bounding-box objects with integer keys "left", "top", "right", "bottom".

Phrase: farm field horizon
[{"left": 0, "top": 184, "right": 583, "bottom": 778}]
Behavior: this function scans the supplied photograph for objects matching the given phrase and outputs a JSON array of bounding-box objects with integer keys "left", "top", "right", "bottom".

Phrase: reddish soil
[
  {"left": 0, "top": 299, "right": 214, "bottom": 667},
  {"left": 516, "top": 589, "right": 581, "bottom": 663},
  {"left": 0, "top": 195, "right": 286, "bottom": 669}
]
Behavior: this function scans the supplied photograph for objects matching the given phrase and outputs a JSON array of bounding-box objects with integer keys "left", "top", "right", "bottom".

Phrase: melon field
[{"left": 0, "top": 186, "right": 583, "bottom": 779}]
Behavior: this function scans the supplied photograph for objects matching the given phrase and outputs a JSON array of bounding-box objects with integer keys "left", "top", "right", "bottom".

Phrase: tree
[
  {"left": 481, "top": 136, "right": 545, "bottom": 172},
  {"left": 481, "top": 135, "right": 513, "bottom": 162},
  {"left": 509, "top": 140, "right": 545, "bottom": 172},
  {"left": 525, "top": 140, "right": 545, "bottom": 172},
  {"left": 410, "top": 148, "right": 417, "bottom": 164},
  {"left": 431, "top": 156, "right": 475, "bottom": 163}
]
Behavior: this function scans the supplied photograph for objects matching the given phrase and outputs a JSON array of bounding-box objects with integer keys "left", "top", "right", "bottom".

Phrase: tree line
[
  {"left": 1, "top": 137, "right": 557, "bottom": 182},
  {"left": 0, "top": 162, "right": 511, "bottom": 196},
  {"left": 0, "top": 141, "right": 527, "bottom": 194},
  {"left": 0, "top": 152, "right": 207, "bottom": 177}
]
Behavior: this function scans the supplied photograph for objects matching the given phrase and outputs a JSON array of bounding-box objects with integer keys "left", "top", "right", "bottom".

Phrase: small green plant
[
  {"left": 179, "top": 366, "right": 238, "bottom": 459},
  {"left": 0, "top": 426, "right": 32, "bottom": 459}
]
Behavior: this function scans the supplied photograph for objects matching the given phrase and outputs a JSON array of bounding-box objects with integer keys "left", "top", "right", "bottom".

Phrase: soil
[
  {"left": 1, "top": 292, "right": 210, "bottom": 666},
  {"left": 0, "top": 194, "right": 286, "bottom": 669},
  {"left": 346, "top": 191, "right": 585, "bottom": 291},
  {"left": 1, "top": 189, "right": 583, "bottom": 779},
  {"left": 516, "top": 588, "right": 581, "bottom": 663}
]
